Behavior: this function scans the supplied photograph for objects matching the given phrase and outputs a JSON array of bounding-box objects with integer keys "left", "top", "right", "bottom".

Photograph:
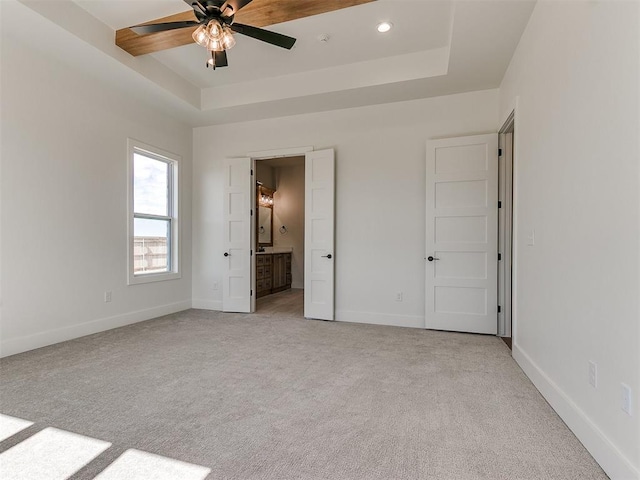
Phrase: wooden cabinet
[
  {"left": 256, "top": 254, "right": 272, "bottom": 298},
  {"left": 256, "top": 253, "right": 291, "bottom": 298}
]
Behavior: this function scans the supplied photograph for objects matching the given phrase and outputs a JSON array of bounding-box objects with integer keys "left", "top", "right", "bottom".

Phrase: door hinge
[
  {"left": 498, "top": 201, "right": 502, "bottom": 208},
  {"left": 251, "top": 289, "right": 253, "bottom": 296},
  {"left": 251, "top": 209, "right": 253, "bottom": 216},
  {"left": 251, "top": 169, "right": 254, "bottom": 175},
  {"left": 498, "top": 253, "right": 502, "bottom": 261},
  {"left": 250, "top": 250, "right": 253, "bottom": 256},
  {"left": 498, "top": 148, "right": 503, "bottom": 156},
  {"left": 498, "top": 305, "right": 502, "bottom": 313}
]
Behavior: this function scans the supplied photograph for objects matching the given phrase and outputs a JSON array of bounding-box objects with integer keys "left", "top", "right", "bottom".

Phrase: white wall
[
  {"left": 273, "top": 164, "right": 305, "bottom": 288},
  {"left": 499, "top": 2, "right": 639, "bottom": 478},
  {"left": 192, "top": 89, "right": 499, "bottom": 321},
  {"left": 0, "top": 26, "right": 193, "bottom": 356},
  {"left": 255, "top": 163, "right": 275, "bottom": 190}
]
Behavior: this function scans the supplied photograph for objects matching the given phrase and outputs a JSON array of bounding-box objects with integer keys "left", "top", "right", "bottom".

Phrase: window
[{"left": 128, "top": 139, "right": 180, "bottom": 284}]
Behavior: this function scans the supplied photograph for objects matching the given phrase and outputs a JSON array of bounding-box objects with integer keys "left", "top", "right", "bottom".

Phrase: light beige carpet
[{"left": 0, "top": 308, "right": 607, "bottom": 479}]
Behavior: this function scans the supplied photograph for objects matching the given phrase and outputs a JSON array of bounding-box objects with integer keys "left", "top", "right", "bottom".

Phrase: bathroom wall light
[
  {"left": 258, "top": 185, "right": 275, "bottom": 206},
  {"left": 259, "top": 194, "right": 273, "bottom": 206}
]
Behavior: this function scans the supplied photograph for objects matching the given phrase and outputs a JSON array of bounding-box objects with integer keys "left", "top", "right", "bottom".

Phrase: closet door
[
  {"left": 425, "top": 135, "right": 498, "bottom": 334},
  {"left": 304, "top": 149, "right": 335, "bottom": 320}
]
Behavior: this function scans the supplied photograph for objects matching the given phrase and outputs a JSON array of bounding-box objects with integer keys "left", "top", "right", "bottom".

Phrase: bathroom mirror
[
  {"left": 258, "top": 206, "right": 272, "bottom": 245},
  {"left": 257, "top": 186, "right": 274, "bottom": 247}
]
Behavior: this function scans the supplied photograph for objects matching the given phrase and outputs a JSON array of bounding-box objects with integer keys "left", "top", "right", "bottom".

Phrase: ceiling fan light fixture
[
  {"left": 206, "top": 19, "right": 223, "bottom": 39},
  {"left": 377, "top": 22, "right": 393, "bottom": 33},
  {"left": 207, "top": 38, "right": 224, "bottom": 51},
  {"left": 192, "top": 24, "right": 208, "bottom": 47},
  {"left": 193, "top": 19, "right": 232, "bottom": 51},
  {"left": 222, "top": 26, "right": 236, "bottom": 50}
]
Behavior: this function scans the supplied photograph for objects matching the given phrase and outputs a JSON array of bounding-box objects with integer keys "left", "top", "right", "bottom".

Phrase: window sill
[{"left": 128, "top": 271, "right": 182, "bottom": 285}]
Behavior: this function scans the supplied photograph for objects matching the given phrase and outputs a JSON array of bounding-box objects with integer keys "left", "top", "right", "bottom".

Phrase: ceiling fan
[
  {"left": 130, "top": 0, "right": 295, "bottom": 69},
  {"left": 116, "top": 0, "right": 375, "bottom": 69}
]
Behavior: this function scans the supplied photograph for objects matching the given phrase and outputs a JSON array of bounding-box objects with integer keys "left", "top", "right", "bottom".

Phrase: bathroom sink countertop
[{"left": 257, "top": 248, "right": 293, "bottom": 255}]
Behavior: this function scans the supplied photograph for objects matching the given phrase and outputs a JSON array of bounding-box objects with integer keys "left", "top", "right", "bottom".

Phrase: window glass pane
[
  {"left": 134, "top": 153, "right": 169, "bottom": 216},
  {"left": 133, "top": 218, "right": 170, "bottom": 274}
]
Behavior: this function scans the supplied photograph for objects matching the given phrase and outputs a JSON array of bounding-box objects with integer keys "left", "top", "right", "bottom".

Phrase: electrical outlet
[
  {"left": 396, "top": 292, "right": 403, "bottom": 302},
  {"left": 213, "top": 282, "right": 219, "bottom": 291},
  {"left": 588, "top": 361, "right": 597, "bottom": 388},
  {"left": 621, "top": 383, "right": 632, "bottom": 415},
  {"left": 104, "top": 291, "right": 112, "bottom": 303}
]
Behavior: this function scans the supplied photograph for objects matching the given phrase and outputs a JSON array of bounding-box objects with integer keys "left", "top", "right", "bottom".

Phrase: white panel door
[
  {"left": 222, "top": 157, "right": 252, "bottom": 313},
  {"left": 304, "top": 149, "right": 335, "bottom": 320},
  {"left": 425, "top": 135, "right": 498, "bottom": 334}
]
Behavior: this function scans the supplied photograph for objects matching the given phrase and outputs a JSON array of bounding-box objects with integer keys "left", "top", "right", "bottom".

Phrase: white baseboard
[
  {"left": 336, "top": 310, "right": 424, "bottom": 329},
  {"left": 191, "top": 299, "right": 223, "bottom": 311},
  {"left": 513, "top": 343, "right": 639, "bottom": 480},
  {"left": 0, "top": 300, "right": 192, "bottom": 358}
]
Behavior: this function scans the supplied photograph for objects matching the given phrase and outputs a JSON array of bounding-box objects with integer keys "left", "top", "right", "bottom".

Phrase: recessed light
[{"left": 377, "top": 22, "right": 393, "bottom": 33}]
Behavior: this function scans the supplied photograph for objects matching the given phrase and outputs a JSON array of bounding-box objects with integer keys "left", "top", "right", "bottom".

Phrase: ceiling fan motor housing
[{"left": 192, "top": 0, "right": 235, "bottom": 22}]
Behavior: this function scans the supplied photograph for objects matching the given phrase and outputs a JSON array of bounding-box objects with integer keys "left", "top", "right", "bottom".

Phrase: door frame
[
  {"left": 247, "top": 146, "right": 314, "bottom": 314},
  {"left": 498, "top": 114, "right": 514, "bottom": 338},
  {"left": 498, "top": 99, "right": 519, "bottom": 348}
]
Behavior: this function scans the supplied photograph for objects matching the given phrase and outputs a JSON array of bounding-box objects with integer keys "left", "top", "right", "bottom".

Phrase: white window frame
[{"left": 127, "top": 139, "right": 181, "bottom": 285}]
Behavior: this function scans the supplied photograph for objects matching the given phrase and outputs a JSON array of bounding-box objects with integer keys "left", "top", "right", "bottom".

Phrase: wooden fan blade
[
  {"left": 116, "top": 0, "right": 375, "bottom": 57},
  {"left": 220, "top": 0, "right": 254, "bottom": 16},
  {"left": 131, "top": 21, "right": 200, "bottom": 35},
  {"left": 231, "top": 23, "right": 296, "bottom": 49}
]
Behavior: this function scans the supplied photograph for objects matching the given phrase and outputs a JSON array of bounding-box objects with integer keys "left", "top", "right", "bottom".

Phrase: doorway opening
[
  {"left": 498, "top": 112, "right": 515, "bottom": 348},
  {"left": 254, "top": 156, "right": 305, "bottom": 317},
  {"left": 221, "top": 148, "right": 334, "bottom": 318}
]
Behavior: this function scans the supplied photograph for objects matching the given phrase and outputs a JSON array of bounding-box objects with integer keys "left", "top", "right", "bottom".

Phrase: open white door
[
  {"left": 222, "top": 157, "right": 252, "bottom": 313},
  {"left": 304, "top": 149, "right": 335, "bottom": 320},
  {"left": 425, "top": 134, "right": 498, "bottom": 334}
]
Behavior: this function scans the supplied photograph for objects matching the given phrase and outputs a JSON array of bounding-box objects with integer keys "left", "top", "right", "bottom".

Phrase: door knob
[
  {"left": 427, "top": 256, "right": 439, "bottom": 262},
  {"left": 321, "top": 254, "right": 332, "bottom": 259},
  {"left": 224, "top": 252, "right": 230, "bottom": 257}
]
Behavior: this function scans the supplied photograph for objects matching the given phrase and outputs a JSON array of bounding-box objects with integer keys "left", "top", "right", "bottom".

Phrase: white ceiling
[
  {"left": 10, "top": 0, "right": 536, "bottom": 126},
  {"left": 78, "top": 0, "right": 454, "bottom": 88}
]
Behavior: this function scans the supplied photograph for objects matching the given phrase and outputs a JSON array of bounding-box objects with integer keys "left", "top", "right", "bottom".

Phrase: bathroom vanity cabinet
[{"left": 256, "top": 252, "right": 292, "bottom": 298}]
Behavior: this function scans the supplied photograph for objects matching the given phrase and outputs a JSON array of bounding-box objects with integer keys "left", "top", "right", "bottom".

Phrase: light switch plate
[
  {"left": 588, "top": 361, "right": 597, "bottom": 388},
  {"left": 622, "top": 383, "right": 632, "bottom": 415},
  {"left": 527, "top": 229, "right": 535, "bottom": 246}
]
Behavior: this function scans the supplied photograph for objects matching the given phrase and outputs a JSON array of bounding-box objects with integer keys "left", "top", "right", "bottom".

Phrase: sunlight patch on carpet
[
  {"left": 0, "top": 414, "right": 33, "bottom": 442},
  {"left": 94, "top": 449, "right": 211, "bottom": 480},
  {"left": 0, "top": 427, "right": 111, "bottom": 480}
]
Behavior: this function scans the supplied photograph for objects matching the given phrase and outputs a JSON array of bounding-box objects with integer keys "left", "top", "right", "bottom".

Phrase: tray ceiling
[{"left": 9, "top": 0, "right": 536, "bottom": 125}]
